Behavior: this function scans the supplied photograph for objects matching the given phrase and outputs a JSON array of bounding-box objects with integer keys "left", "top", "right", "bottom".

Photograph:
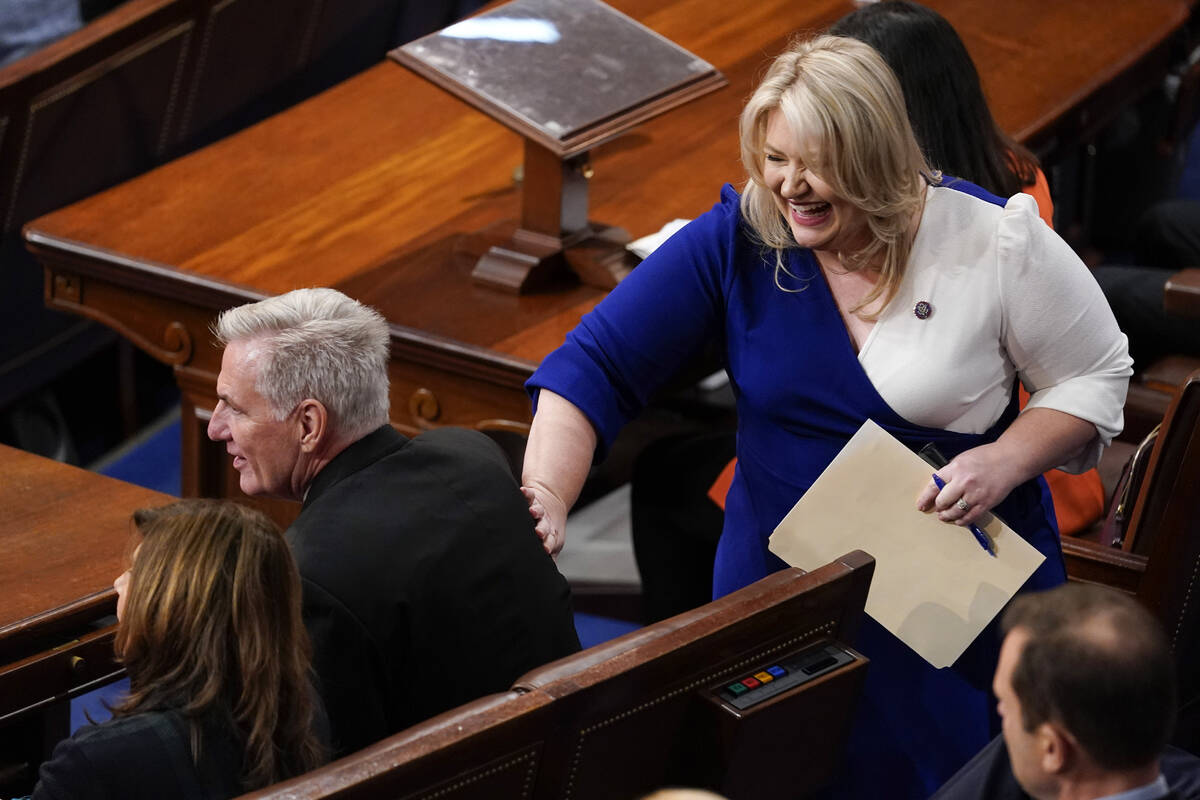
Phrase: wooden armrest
[
  {"left": 1165, "top": 268, "right": 1200, "bottom": 318},
  {"left": 1061, "top": 537, "right": 1146, "bottom": 594}
]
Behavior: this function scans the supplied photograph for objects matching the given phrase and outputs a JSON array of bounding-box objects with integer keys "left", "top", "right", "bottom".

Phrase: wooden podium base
[{"left": 473, "top": 222, "right": 635, "bottom": 294}]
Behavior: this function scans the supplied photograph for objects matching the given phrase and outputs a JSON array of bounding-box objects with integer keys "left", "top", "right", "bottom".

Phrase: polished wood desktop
[
  {"left": 0, "top": 444, "right": 174, "bottom": 791},
  {"left": 24, "top": 0, "right": 1189, "bottom": 516}
]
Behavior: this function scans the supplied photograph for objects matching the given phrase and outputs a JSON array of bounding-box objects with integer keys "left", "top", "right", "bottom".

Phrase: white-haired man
[{"left": 207, "top": 288, "right": 580, "bottom": 757}]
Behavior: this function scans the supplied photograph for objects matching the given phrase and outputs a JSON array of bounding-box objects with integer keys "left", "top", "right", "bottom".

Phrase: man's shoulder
[
  {"left": 407, "top": 426, "right": 506, "bottom": 459},
  {"left": 288, "top": 425, "right": 522, "bottom": 551},
  {"left": 367, "top": 427, "right": 513, "bottom": 486}
]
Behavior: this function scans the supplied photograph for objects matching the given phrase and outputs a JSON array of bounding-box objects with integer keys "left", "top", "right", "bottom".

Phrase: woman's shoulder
[
  {"left": 66, "top": 708, "right": 186, "bottom": 750},
  {"left": 639, "top": 182, "right": 755, "bottom": 268},
  {"left": 34, "top": 711, "right": 190, "bottom": 799},
  {"left": 925, "top": 180, "right": 1042, "bottom": 241},
  {"left": 38, "top": 708, "right": 242, "bottom": 799}
]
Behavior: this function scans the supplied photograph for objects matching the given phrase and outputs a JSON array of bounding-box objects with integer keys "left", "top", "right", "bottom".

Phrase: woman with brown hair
[{"left": 33, "top": 499, "right": 326, "bottom": 799}]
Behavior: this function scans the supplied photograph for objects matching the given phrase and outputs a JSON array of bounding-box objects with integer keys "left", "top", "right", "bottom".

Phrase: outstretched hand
[
  {"left": 915, "top": 442, "right": 1024, "bottom": 527},
  {"left": 521, "top": 483, "right": 568, "bottom": 557}
]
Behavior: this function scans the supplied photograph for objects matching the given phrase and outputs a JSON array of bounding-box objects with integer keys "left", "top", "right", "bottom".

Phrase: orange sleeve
[
  {"left": 1017, "top": 386, "right": 1105, "bottom": 536},
  {"left": 1023, "top": 168, "right": 1055, "bottom": 229},
  {"left": 707, "top": 457, "right": 737, "bottom": 511}
]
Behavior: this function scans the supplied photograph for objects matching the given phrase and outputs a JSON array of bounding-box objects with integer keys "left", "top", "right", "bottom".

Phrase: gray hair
[
  {"left": 739, "top": 35, "right": 935, "bottom": 316},
  {"left": 214, "top": 288, "right": 390, "bottom": 439}
]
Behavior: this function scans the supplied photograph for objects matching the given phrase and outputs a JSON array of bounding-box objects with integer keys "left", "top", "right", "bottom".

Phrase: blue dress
[{"left": 527, "top": 182, "right": 1067, "bottom": 798}]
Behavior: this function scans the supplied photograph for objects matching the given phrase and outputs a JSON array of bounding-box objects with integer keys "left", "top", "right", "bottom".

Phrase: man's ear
[
  {"left": 1037, "top": 722, "right": 1075, "bottom": 776},
  {"left": 296, "top": 399, "right": 328, "bottom": 452}
]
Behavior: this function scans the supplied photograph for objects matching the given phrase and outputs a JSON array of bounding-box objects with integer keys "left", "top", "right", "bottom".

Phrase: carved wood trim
[
  {"left": 28, "top": 231, "right": 539, "bottom": 390},
  {"left": 29, "top": 233, "right": 264, "bottom": 308},
  {"left": 46, "top": 272, "right": 194, "bottom": 365},
  {"left": 475, "top": 419, "right": 532, "bottom": 436},
  {"left": 408, "top": 387, "right": 441, "bottom": 430}
]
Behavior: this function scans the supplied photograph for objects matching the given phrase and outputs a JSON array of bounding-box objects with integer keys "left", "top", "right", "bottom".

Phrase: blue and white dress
[{"left": 527, "top": 179, "right": 1131, "bottom": 798}]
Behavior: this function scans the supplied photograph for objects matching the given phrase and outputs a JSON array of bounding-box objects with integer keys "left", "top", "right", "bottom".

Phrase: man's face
[
  {"left": 207, "top": 339, "right": 303, "bottom": 499},
  {"left": 995, "top": 627, "right": 1053, "bottom": 799}
]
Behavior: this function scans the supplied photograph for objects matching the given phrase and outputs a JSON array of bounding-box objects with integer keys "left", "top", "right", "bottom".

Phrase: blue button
[{"left": 767, "top": 665, "right": 786, "bottom": 678}]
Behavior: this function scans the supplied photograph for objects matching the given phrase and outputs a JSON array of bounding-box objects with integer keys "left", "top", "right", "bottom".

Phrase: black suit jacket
[
  {"left": 289, "top": 425, "right": 580, "bottom": 757},
  {"left": 33, "top": 709, "right": 242, "bottom": 799},
  {"left": 931, "top": 734, "right": 1198, "bottom": 800}
]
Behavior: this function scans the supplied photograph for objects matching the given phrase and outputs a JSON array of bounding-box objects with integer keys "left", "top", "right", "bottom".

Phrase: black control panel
[{"left": 711, "top": 641, "right": 857, "bottom": 711}]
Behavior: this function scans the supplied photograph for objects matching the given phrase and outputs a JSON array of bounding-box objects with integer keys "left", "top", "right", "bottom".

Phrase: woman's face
[
  {"left": 114, "top": 545, "right": 139, "bottom": 622},
  {"left": 762, "top": 108, "right": 870, "bottom": 258}
]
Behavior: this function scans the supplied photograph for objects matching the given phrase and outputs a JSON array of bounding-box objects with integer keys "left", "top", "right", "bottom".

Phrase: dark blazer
[
  {"left": 32, "top": 709, "right": 242, "bottom": 799},
  {"left": 931, "top": 734, "right": 1198, "bottom": 800},
  {"left": 289, "top": 425, "right": 580, "bottom": 757}
]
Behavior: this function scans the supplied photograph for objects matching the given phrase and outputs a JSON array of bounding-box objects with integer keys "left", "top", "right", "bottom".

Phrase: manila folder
[{"left": 768, "top": 419, "right": 1044, "bottom": 668}]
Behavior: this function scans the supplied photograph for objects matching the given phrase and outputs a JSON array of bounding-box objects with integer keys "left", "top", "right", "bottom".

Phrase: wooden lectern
[{"left": 390, "top": 0, "right": 726, "bottom": 293}]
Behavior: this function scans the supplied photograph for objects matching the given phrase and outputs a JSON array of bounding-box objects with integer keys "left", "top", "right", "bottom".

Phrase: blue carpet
[
  {"left": 94, "top": 412, "right": 181, "bottom": 495},
  {"left": 573, "top": 612, "right": 642, "bottom": 649},
  {"left": 70, "top": 678, "right": 126, "bottom": 733}
]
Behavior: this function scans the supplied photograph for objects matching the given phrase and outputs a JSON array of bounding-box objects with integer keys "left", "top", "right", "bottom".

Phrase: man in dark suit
[
  {"left": 207, "top": 288, "right": 580, "bottom": 757},
  {"left": 933, "top": 583, "right": 1191, "bottom": 800}
]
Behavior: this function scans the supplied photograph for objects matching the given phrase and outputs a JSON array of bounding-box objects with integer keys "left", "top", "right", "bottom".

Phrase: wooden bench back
[{"left": 240, "top": 553, "right": 875, "bottom": 800}]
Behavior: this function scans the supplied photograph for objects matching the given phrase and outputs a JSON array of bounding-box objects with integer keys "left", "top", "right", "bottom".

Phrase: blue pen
[{"left": 931, "top": 473, "right": 996, "bottom": 557}]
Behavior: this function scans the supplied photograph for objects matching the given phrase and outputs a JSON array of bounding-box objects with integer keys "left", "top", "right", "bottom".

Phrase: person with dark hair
[
  {"left": 933, "top": 583, "right": 1196, "bottom": 800},
  {"left": 32, "top": 499, "right": 327, "bottom": 799},
  {"left": 828, "top": 0, "right": 1042, "bottom": 205},
  {"left": 523, "top": 34, "right": 1130, "bottom": 799}
]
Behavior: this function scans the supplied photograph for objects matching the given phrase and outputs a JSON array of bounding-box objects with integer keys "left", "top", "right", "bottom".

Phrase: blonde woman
[
  {"left": 521, "top": 36, "right": 1130, "bottom": 798},
  {"left": 33, "top": 500, "right": 325, "bottom": 798}
]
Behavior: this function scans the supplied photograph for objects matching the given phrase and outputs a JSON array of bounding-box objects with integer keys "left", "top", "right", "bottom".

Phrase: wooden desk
[
  {"left": 0, "top": 444, "right": 174, "bottom": 791},
  {"left": 23, "top": 0, "right": 1188, "bottom": 514}
]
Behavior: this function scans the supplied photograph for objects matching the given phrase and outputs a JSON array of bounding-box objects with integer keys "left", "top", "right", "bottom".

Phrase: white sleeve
[{"left": 996, "top": 193, "right": 1133, "bottom": 472}]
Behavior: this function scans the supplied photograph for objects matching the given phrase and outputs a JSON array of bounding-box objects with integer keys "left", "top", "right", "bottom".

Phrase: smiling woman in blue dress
[{"left": 520, "top": 35, "right": 1131, "bottom": 798}]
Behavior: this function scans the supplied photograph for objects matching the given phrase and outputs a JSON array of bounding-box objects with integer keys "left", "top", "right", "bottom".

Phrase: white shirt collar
[{"left": 1098, "top": 774, "right": 1170, "bottom": 800}]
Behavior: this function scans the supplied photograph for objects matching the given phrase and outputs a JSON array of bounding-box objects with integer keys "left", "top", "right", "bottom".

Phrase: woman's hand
[
  {"left": 520, "top": 389, "right": 598, "bottom": 559},
  {"left": 521, "top": 483, "right": 569, "bottom": 557},
  {"left": 917, "top": 408, "right": 1099, "bottom": 526},
  {"left": 915, "top": 442, "right": 1025, "bottom": 527}
]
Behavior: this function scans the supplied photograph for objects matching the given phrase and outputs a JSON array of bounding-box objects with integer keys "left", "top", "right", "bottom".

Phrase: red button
[{"left": 741, "top": 677, "right": 760, "bottom": 689}]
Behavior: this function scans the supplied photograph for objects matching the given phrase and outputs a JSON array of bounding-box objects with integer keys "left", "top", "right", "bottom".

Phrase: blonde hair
[
  {"left": 114, "top": 500, "right": 325, "bottom": 789},
  {"left": 739, "top": 35, "right": 936, "bottom": 315}
]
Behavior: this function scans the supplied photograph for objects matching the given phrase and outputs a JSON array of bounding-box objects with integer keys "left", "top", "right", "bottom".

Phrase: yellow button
[{"left": 753, "top": 671, "right": 773, "bottom": 683}]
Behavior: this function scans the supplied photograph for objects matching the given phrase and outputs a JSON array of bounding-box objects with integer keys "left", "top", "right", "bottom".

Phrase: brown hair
[
  {"left": 113, "top": 499, "right": 325, "bottom": 789},
  {"left": 1002, "top": 583, "right": 1176, "bottom": 769}
]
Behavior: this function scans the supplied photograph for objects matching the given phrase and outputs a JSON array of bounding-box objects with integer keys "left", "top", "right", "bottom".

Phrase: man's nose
[{"left": 207, "top": 407, "right": 226, "bottom": 441}]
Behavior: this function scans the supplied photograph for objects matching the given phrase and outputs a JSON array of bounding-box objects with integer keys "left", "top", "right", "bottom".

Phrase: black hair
[
  {"left": 829, "top": 0, "right": 1040, "bottom": 198},
  {"left": 1002, "top": 584, "right": 1177, "bottom": 770}
]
